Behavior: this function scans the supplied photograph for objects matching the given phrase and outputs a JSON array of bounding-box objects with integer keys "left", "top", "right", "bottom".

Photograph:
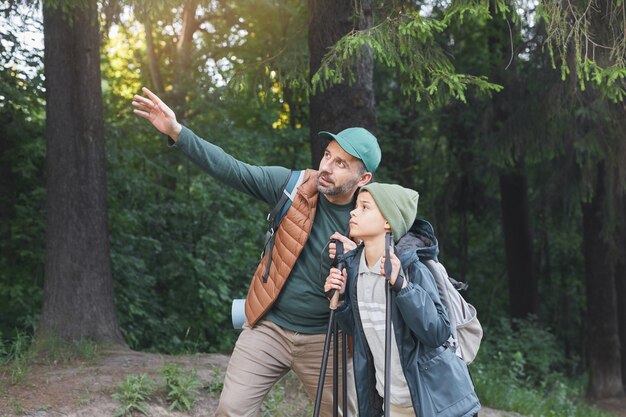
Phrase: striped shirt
[{"left": 356, "top": 251, "right": 412, "bottom": 407}]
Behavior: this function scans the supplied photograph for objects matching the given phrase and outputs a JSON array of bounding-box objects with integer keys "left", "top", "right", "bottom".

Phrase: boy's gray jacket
[{"left": 336, "top": 219, "right": 481, "bottom": 417}]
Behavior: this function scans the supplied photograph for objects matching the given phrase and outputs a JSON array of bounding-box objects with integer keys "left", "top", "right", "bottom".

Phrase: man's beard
[{"left": 317, "top": 172, "right": 360, "bottom": 196}]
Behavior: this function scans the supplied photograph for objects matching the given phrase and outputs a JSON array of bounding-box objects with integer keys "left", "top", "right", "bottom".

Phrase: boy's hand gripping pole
[{"left": 314, "top": 240, "right": 347, "bottom": 417}]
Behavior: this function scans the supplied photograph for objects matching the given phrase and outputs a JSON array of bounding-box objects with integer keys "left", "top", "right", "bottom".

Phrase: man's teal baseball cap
[{"left": 318, "top": 127, "right": 382, "bottom": 173}]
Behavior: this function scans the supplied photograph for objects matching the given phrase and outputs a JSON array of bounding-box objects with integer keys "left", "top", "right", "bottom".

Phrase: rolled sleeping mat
[{"left": 231, "top": 298, "right": 246, "bottom": 329}]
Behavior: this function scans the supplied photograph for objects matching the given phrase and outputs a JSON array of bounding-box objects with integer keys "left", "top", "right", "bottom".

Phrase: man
[{"left": 132, "top": 87, "right": 381, "bottom": 416}]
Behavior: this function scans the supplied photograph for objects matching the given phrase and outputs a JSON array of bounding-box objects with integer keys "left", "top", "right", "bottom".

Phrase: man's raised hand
[{"left": 132, "top": 87, "right": 183, "bottom": 141}]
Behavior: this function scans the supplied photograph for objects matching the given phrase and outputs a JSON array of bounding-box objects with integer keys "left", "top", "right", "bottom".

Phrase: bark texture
[
  {"left": 41, "top": 0, "right": 124, "bottom": 344},
  {"left": 308, "top": 0, "right": 376, "bottom": 169}
]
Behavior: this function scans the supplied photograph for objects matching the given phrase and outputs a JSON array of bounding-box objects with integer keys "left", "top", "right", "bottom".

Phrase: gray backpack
[{"left": 423, "top": 259, "right": 483, "bottom": 364}]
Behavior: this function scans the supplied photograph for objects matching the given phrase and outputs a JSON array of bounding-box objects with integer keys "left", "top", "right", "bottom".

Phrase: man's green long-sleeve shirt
[{"left": 172, "top": 126, "right": 353, "bottom": 333}]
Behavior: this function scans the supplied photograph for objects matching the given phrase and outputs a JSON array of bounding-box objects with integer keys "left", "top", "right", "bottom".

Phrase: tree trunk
[
  {"left": 485, "top": 0, "right": 538, "bottom": 320},
  {"left": 618, "top": 242, "right": 626, "bottom": 389},
  {"left": 40, "top": 0, "right": 124, "bottom": 344},
  {"left": 499, "top": 169, "right": 538, "bottom": 318},
  {"left": 144, "top": 15, "right": 163, "bottom": 94},
  {"left": 308, "top": 0, "right": 376, "bottom": 169},
  {"left": 171, "top": 0, "right": 199, "bottom": 116},
  {"left": 616, "top": 201, "right": 626, "bottom": 389},
  {"left": 582, "top": 163, "right": 623, "bottom": 398}
]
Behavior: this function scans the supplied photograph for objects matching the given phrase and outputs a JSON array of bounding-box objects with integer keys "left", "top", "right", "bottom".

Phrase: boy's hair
[{"left": 360, "top": 183, "right": 419, "bottom": 239}]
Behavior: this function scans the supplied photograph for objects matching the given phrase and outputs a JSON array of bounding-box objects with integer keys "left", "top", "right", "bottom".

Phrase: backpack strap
[
  {"left": 261, "top": 170, "right": 305, "bottom": 283},
  {"left": 447, "top": 275, "right": 469, "bottom": 292},
  {"left": 267, "top": 170, "right": 305, "bottom": 230},
  {"left": 423, "top": 259, "right": 460, "bottom": 348}
]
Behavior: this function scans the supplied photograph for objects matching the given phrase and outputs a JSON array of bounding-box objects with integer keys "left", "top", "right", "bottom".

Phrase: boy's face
[
  {"left": 349, "top": 191, "right": 389, "bottom": 241},
  {"left": 317, "top": 141, "right": 369, "bottom": 198}
]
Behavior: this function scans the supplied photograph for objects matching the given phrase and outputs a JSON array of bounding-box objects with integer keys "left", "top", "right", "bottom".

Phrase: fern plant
[
  {"left": 111, "top": 373, "right": 155, "bottom": 417},
  {"left": 161, "top": 362, "right": 203, "bottom": 412}
]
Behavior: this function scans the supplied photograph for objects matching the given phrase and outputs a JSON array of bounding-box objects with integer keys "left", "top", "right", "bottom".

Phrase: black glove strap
[{"left": 391, "top": 274, "right": 404, "bottom": 292}]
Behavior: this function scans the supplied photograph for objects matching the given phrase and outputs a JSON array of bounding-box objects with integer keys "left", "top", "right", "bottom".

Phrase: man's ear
[
  {"left": 384, "top": 222, "right": 391, "bottom": 231},
  {"left": 357, "top": 172, "right": 373, "bottom": 187}
]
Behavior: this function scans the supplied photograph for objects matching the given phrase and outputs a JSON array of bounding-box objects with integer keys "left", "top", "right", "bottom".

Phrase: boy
[{"left": 325, "top": 183, "right": 480, "bottom": 417}]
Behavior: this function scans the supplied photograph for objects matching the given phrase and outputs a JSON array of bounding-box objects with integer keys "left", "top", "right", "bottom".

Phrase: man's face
[{"left": 317, "top": 141, "right": 365, "bottom": 198}]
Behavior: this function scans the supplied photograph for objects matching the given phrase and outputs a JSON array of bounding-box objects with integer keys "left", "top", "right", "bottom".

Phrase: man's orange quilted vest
[{"left": 244, "top": 169, "right": 320, "bottom": 327}]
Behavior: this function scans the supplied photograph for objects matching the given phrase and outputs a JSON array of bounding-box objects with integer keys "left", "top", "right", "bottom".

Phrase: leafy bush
[
  {"left": 31, "top": 336, "right": 101, "bottom": 365},
  {"left": 0, "top": 331, "right": 32, "bottom": 385},
  {"left": 111, "top": 373, "right": 156, "bottom": 417},
  {"left": 477, "top": 316, "right": 568, "bottom": 385},
  {"left": 107, "top": 135, "right": 264, "bottom": 353},
  {"left": 261, "top": 371, "right": 312, "bottom": 417},
  {"left": 472, "top": 317, "right": 613, "bottom": 417},
  {"left": 204, "top": 366, "right": 225, "bottom": 394},
  {"left": 161, "top": 362, "right": 203, "bottom": 411}
]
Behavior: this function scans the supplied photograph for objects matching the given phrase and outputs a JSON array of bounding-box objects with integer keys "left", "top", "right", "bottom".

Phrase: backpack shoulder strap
[
  {"left": 261, "top": 170, "right": 305, "bottom": 283},
  {"left": 267, "top": 170, "right": 305, "bottom": 230},
  {"left": 422, "top": 259, "right": 459, "bottom": 340}
]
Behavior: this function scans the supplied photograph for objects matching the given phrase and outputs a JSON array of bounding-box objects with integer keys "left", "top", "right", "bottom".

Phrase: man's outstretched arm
[{"left": 131, "top": 86, "right": 289, "bottom": 205}]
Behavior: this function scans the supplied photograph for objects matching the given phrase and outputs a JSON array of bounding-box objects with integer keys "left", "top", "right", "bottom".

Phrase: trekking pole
[
  {"left": 341, "top": 328, "right": 348, "bottom": 416},
  {"left": 383, "top": 232, "right": 393, "bottom": 417},
  {"left": 333, "top": 315, "right": 339, "bottom": 416},
  {"left": 313, "top": 241, "right": 346, "bottom": 417}
]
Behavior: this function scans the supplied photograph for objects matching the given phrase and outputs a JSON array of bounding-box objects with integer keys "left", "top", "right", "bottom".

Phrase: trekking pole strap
[{"left": 384, "top": 233, "right": 393, "bottom": 282}]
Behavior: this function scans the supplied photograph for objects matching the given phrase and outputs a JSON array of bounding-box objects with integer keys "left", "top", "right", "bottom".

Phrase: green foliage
[
  {"left": 477, "top": 317, "right": 569, "bottom": 384},
  {"left": 312, "top": 4, "right": 503, "bottom": 105},
  {"left": 99, "top": 4, "right": 310, "bottom": 353},
  {"left": 9, "top": 398, "right": 25, "bottom": 415},
  {"left": 31, "top": 335, "right": 101, "bottom": 365},
  {"left": 538, "top": 0, "right": 626, "bottom": 100},
  {"left": 224, "top": 0, "right": 310, "bottom": 100},
  {"left": 1, "top": 333, "right": 100, "bottom": 388},
  {"left": 261, "top": 371, "right": 312, "bottom": 417},
  {"left": 472, "top": 318, "right": 614, "bottom": 417},
  {"left": 0, "top": 332, "right": 32, "bottom": 385},
  {"left": 105, "top": 128, "right": 273, "bottom": 353},
  {"left": 160, "top": 363, "right": 202, "bottom": 411},
  {"left": 109, "top": 366, "right": 209, "bottom": 415},
  {"left": 0, "top": 331, "right": 30, "bottom": 365},
  {"left": 111, "top": 373, "right": 156, "bottom": 417},
  {"left": 43, "top": 0, "right": 90, "bottom": 14},
  {"left": 0, "top": 333, "right": 103, "bottom": 386},
  {"left": 204, "top": 367, "right": 225, "bottom": 394},
  {"left": 0, "top": 3, "right": 45, "bottom": 348}
]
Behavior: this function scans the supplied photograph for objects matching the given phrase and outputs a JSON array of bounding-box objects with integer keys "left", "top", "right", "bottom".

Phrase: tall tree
[
  {"left": 574, "top": 92, "right": 626, "bottom": 399},
  {"left": 547, "top": 0, "right": 626, "bottom": 398},
  {"left": 581, "top": 162, "right": 623, "bottom": 397},
  {"left": 40, "top": 0, "right": 124, "bottom": 344},
  {"left": 616, "top": 208, "right": 626, "bottom": 388},
  {"left": 516, "top": 0, "right": 626, "bottom": 397},
  {"left": 486, "top": 1, "right": 538, "bottom": 319},
  {"left": 308, "top": 0, "right": 376, "bottom": 168}
]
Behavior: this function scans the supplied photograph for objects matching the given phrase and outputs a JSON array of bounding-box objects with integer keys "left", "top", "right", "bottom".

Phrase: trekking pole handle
[
  {"left": 330, "top": 288, "right": 341, "bottom": 310},
  {"left": 329, "top": 240, "right": 344, "bottom": 310}
]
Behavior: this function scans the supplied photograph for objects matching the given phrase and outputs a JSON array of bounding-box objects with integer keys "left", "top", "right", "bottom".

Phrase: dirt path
[{"left": 0, "top": 348, "right": 623, "bottom": 417}]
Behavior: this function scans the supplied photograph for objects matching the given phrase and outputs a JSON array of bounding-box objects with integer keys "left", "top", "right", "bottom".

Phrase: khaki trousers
[{"left": 215, "top": 319, "right": 357, "bottom": 417}]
